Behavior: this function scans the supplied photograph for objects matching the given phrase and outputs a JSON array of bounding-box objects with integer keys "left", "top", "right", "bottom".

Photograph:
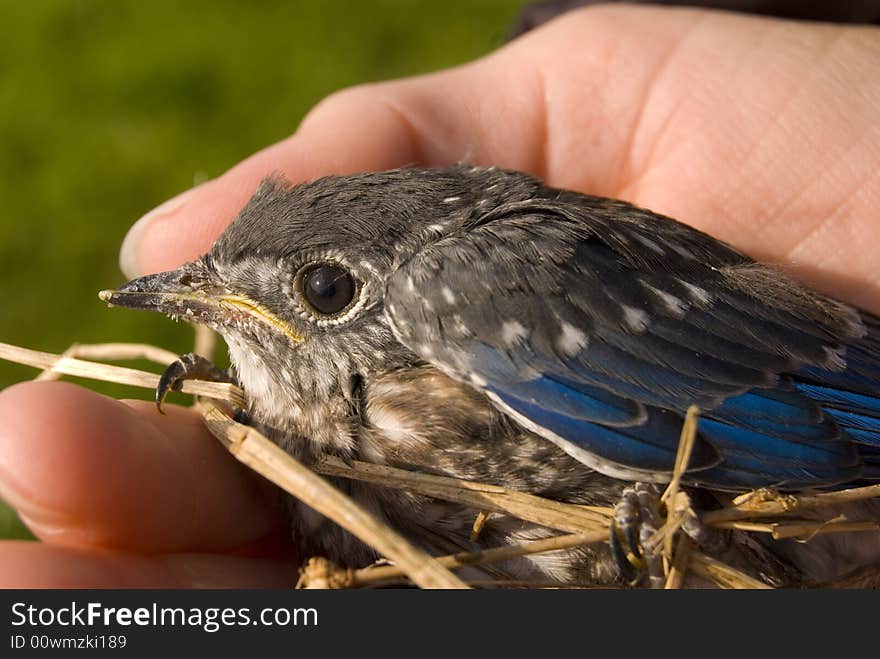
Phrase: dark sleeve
[{"left": 508, "top": 0, "right": 880, "bottom": 40}]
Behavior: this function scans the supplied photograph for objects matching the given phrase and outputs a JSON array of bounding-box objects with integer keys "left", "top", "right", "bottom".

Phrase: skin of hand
[{"left": 0, "top": 4, "right": 878, "bottom": 587}]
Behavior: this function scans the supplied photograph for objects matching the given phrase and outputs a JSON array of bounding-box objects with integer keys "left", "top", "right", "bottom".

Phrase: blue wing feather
[
  {"left": 493, "top": 375, "right": 644, "bottom": 426},
  {"left": 714, "top": 387, "right": 822, "bottom": 424},
  {"left": 794, "top": 383, "right": 880, "bottom": 416},
  {"left": 385, "top": 197, "right": 880, "bottom": 491},
  {"left": 843, "top": 428, "right": 880, "bottom": 448},
  {"left": 695, "top": 419, "right": 858, "bottom": 470},
  {"left": 488, "top": 385, "right": 722, "bottom": 472},
  {"left": 464, "top": 331, "right": 870, "bottom": 488}
]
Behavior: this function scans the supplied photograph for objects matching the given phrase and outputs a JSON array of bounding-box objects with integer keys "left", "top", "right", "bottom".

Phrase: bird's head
[{"left": 100, "top": 166, "right": 543, "bottom": 432}]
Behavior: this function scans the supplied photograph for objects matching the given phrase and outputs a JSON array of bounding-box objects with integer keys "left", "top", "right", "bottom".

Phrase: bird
[{"left": 101, "top": 165, "right": 880, "bottom": 587}]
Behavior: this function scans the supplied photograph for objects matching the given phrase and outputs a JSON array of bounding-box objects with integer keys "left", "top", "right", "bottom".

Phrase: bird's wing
[{"left": 384, "top": 197, "right": 866, "bottom": 489}]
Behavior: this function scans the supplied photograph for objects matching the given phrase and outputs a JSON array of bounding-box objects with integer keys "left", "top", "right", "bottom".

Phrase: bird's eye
[{"left": 300, "top": 263, "right": 357, "bottom": 316}]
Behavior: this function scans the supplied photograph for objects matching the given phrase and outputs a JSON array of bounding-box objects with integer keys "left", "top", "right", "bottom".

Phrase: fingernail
[{"left": 119, "top": 187, "right": 198, "bottom": 278}]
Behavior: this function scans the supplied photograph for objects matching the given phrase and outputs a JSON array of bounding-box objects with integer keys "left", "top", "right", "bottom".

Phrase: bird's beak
[{"left": 99, "top": 268, "right": 303, "bottom": 345}]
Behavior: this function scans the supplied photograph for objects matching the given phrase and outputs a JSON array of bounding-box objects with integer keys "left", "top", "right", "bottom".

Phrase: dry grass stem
[
  {"left": 0, "top": 341, "right": 245, "bottom": 408},
  {"left": 470, "top": 511, "right": 491, "bottom": 541},
  {"left": 52, "top": 342, "right": 179, "bottom": 366},
  {"left": 712, "top": 519, "right": 880, "bottom": 540},
  {"left": 661, "top": 405, "right": 700, "bottom": 506},
  {"left": 464, "top": 580, "right": 603, "bottom": 589},
  {"left": 347, "top": 530, "right": 608, "bottom": 587},
  {"left": 689, "top": 552, "right": 772, "bottom": 589},
  {"left": 314, "top": 455, "right": 613, "bottom": 535},
  {"left": 193, "top": 324, "right": 217, "bottom": 360},
  {"left": 702, "top": 483, "right": 880, "bottom": 525},
  {"left": 656, "top": 405, "right": 700, "bottom": 579},
  {"left": 770, "top": 520, "right": 880, "bottom": 540},
  {"left": 198, "top": 401, "right": 468, "bottom": 589},
  {"left": 645, "top": 491, "right": 690, "bottom": 554},
  {"left": 664, "top": 535, "right": 694, "bottom": 589},
  {"left": 33, "top": 343, "right": 181, "bottom": 381}
]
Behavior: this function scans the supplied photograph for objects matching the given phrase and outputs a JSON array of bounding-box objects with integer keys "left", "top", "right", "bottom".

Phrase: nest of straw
[{"left": 1, "top": 329, "right": 878, "bottom": 589}]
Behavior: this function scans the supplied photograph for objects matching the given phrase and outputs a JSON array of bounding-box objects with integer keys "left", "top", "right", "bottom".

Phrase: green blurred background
[{"left": 0, "top": 0, "right": 529, "bottom": 541}]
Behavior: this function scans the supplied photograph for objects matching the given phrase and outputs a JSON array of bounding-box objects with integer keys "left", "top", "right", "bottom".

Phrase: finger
[
  {"left": 0, "top": 541, "right": 295, "bottom": 588},
  {"left": 0, "top": 381, "right": 286, "bottom": 554}
]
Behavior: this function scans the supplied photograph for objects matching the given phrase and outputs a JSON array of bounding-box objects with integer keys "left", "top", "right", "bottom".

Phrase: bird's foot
[
  {"left": 610, "top": 483, "right": 664, "bottom": 588},
  {"left": 156, "top": 352, "right": 234, "bottom": 414},
  {"left": 610, "top": 483, "right": 727, "bottom": 588}
]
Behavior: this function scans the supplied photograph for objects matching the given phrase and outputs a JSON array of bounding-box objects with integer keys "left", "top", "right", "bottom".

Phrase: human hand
[
  {"left": 2, "top": 4, "right": 878, "bottom": 587},
  {"left": 0, "top": 382, "right": 296, "bottom": 587}
]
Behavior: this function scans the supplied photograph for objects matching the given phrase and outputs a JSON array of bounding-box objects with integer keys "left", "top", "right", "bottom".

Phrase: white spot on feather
[
  {"left": 441, "top": 286, "right": 456, "bottom": 304},
  {"left": 443, "top": 196, "right": 460, "bottom": 203},
  {"left": 621, "top": 305, "right": 650, "bottom": 332},
  {"left": 641, "top": 282, "right": 687, "bottom": 317},
  {"left": 450, "top": 314, "right": 471, "bottom": 337},
  {"left": 500, "top": 320, "right": 528, "bottom": 346},
  {"left": 556, "top": 322, "right": 588, "bottom": 357},
  {"left": 822, "top": 346, "right": 847, "bottom": 371},
  {"left": 680, "top": 281, "right": 710, "bottom": 304}
]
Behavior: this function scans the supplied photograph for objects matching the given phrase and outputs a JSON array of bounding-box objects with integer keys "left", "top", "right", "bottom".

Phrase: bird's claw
[
  {"left": 156, "top": 352, "right": 233, "bottom": 414},
  {"left": 610, "top": 483, "right": 731, "bottom": 587},
  {"left": 610, "top": 483, "right": 664, "bottom": 588}
]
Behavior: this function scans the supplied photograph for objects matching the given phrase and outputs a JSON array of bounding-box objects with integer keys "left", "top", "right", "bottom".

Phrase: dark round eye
[{"left": 301, "top": 263, "right": 357, "bottom": 316}]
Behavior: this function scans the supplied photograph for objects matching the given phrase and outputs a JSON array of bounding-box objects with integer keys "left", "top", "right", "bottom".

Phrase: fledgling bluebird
[{"left": 102, "top": 166, "right": 880, "bottom": 587}]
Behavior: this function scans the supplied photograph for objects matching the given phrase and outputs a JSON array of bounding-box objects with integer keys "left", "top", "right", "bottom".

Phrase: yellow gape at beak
[{"left": 99, "top": 272, "right": 303, "bottom": 347}]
